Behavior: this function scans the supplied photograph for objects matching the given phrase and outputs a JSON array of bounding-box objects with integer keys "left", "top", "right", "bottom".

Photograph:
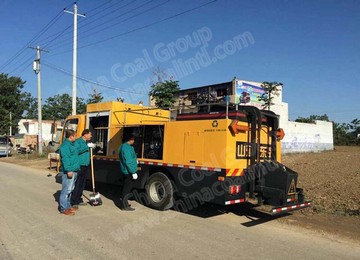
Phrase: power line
[
  {"left": 0, "top": 3, "right": 72, "bottom": 72},
  {"left": 4, "top": 0, "right": 139, "bottom": 75},
  {"left": 42, "top": 62, "right": 145, "bottom": 95},
  {"left": 49, "top": 0, "right": 217, "bottom": 56},
  {"left": 7, "top": 1, "right": 218, "bottom": 74},
  {"left": 77, "top": 0, "right": 140, "bottom": 32},
  {"left": 46, "top": 0, "right": 147, "bottom": 51},
  {"left": 40, "top": 0, "right": 118, "bottom": 49},
  {"left": 76, "top": 0, "right": 165, "bottom": 43},
  {"left": 83, "top": 0, "right": 114, "bottom": 15},
  {"left": 79, "top": 0, "right": 217, "bottom": 50},
  {"left": 7, "top": 53, "right": 34, "bottom": 75},
  {"left": 78, "top": 0, "right": 129, "bottom": 28}
]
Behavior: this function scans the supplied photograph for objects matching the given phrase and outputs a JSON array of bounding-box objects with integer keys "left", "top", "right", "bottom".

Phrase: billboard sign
[{"left": 235, "top": 80, "right": 265, "bottom": 109}]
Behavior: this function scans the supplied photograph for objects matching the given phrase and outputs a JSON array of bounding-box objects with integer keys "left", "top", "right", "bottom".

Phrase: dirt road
[{"left": 0, "top": 162, "right": 359, "bottom": 259}]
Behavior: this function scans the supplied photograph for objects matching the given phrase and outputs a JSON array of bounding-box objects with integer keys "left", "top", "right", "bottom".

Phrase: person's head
[
  {"left": 124, "top": 133, "right": 135, "bottom": 145},
  {"left": 65, "top": 129, "right": 76, "bottom": 142},
  {"left": 81, "top": 129, "right": 92, "bottom": 141}
]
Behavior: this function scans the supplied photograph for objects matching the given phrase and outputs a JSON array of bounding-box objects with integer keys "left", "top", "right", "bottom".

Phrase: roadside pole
[
  {"left": 30, "top": 46, "right": 48, "bottom": 156},
  {"left": 64, "top": 3, "right": 85, "bottom": 115}
]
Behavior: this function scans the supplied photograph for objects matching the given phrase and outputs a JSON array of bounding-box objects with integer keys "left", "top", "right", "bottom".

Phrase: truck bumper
[{"left": 270, "top": 201, "right": 311, "bottom": 215}]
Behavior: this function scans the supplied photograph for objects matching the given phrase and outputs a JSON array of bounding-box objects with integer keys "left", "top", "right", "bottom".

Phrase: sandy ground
[{"left": 279, "top": 146, "right": 360, "bottom": 242}]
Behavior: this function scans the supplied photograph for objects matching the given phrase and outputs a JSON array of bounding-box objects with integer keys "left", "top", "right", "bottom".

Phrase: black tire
[{"left": 145, "top": 172, "right": 174, "bottom": 211}]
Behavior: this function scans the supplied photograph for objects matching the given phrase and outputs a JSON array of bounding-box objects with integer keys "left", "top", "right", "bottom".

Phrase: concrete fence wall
[{"left": 282, "top": 120, "right": 334, "bottom": 153}]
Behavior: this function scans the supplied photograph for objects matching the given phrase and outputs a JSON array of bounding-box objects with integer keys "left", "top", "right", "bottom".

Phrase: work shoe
[
  {"left": 61, "top": 209, "right": 75, "bottom": 215},
  {"left": 122, "top": 207, "right": 135, "bottom": 211},
  {"left": 70, "top": 207, "right": 79, "bottom": 212}
]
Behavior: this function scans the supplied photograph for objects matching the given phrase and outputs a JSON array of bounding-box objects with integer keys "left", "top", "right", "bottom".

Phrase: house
[{"left": 15, "top": 119, "right": 63, "bottom": 149}]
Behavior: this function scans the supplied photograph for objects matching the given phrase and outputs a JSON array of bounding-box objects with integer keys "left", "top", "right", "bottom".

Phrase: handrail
[{"left": 112, "top": 108, "right": 170, "bottom": 125}]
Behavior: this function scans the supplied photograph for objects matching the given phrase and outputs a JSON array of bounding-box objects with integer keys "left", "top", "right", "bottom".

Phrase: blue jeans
[{"left": 59, "top": 171, "right": 78, "bottom": 212}]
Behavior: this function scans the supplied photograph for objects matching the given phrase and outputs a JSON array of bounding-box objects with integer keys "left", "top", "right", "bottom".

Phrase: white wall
[{"left": 281, "top": 120, "right": 334, "bottom": 153}]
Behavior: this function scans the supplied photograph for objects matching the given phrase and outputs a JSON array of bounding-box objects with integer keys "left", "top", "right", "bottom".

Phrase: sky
[{"left": 0, "top": 0, "right": 359, "bottom": 123}]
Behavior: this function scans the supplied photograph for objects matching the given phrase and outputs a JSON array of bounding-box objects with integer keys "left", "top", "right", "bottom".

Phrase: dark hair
[
  {"left": 82, "top": 129, "right": 90, "bottom": 136},
  {"left": 124, "top": 132, "right": 135, "bottom": 141},
  {"left": 65, "top": 129, "right": 76, "bottom": 138}
]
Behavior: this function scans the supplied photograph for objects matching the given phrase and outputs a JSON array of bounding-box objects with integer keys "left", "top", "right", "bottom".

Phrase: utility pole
[
  {"left": 30, "top": 46, "right": 48, "bottom": 155},
  {"left": 7, "top": 112, "right": 11, "bottom": 158},
  {"left": 64, "top": 3, "right": 85, "bottom": 115},
  {"left": 9, "top": 112, "right": 12, "bottom": 136}
]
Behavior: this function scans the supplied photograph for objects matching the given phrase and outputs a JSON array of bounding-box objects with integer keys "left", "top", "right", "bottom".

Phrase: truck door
[
  {"left": 60, "top": 115, "right": 86, "bottom": 144},
  {"left": 122, "top": 125, "right": 164, "bottom": 160},
  {"left": 88, "top": 112, "right": 110, "bottom": 156}
]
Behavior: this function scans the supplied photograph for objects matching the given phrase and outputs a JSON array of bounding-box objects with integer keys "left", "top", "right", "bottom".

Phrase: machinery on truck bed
[{"left": 61, "top": 101, "right": 310, "bottom": 214}]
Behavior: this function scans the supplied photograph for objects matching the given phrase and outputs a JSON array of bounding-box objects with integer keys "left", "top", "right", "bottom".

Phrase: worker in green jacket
[
  {"left": 71, "top": 129, "right": 93, "bottom": 208},
  {"left": 118, "top": 132, "right": 138, "bottom": 211},
  {"left": 59, "top": 129, "right": 80, "bottom": 216}
]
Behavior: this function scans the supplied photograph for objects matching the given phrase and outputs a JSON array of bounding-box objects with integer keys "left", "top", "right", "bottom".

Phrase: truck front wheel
[{"left": 145, "top": 172, "right": 174, "bottom": 211}]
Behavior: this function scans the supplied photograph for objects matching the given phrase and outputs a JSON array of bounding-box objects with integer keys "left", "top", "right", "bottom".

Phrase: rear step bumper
[
  {"left": 253, "top": 201, "right": 311, "bottom": 215},
  {"left": 270, "top": 201, "right": 311, "bottom": 215}
]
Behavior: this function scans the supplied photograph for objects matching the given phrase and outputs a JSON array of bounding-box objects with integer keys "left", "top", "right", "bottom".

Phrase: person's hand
[
  {"left": 87, "top": 142, "right": 96, "bottom": 148},
  {"left": 67, "top": 172, "right": 74, "bottom": 179},
  {"left": 132, "top": 173, "right": 138, "bottom": 180}
]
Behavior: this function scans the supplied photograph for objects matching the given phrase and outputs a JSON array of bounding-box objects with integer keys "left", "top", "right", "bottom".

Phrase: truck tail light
[
  {"left": 277, "top": 128, "right": 285, "bottom": 140},
  {"left": 229, "top": 185, "right": 241, "bottom": 194}
]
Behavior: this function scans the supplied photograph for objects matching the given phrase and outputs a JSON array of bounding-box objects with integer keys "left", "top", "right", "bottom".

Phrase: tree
[
  {"left": 0, "top": 73, "right": 31, "bottom": 135},
  {"left": 22, "top": 92, "right": 38, "bottom": 119},
  {"left": 87, "top": 87, "right": 104, "bottom": 104},
  {"left": 333, "top": 122, "right": 349, "bottom": 145},
  {"left": 42, "top": 94, "right": 85, "bottom": 120},
  {"left": 295, "top": 114, "right": 330, "bottom": 123},
  {"left": 348, "top": 119, "right": 360, "bottom": 145},
  {"left": 149, "top": 68, "right": 180, "bottom": 109},
  {"left": 149, "top": 80, "right": 180, "bottom": 108},
  {"left": 258, "top": 81, "right": 282, "bottom": 110}
]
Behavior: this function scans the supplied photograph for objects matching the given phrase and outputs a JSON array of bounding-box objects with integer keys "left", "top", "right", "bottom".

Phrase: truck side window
[{"left": 144, "top": 125, "right": 164, "bottom": 160}]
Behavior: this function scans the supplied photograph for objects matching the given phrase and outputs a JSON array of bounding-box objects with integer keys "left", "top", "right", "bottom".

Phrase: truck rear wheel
[{"left": 145, "top": 172, "right": 174, "bottom": 211}]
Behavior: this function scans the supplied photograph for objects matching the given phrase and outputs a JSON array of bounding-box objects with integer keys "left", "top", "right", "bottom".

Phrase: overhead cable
[{"left": 42, "top": 62, "right": 145, "bottom": 95}]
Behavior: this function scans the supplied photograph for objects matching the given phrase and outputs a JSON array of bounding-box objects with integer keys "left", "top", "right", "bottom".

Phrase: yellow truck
[{"left": 61, "top": 101, "right": 310, "bottom": 214}]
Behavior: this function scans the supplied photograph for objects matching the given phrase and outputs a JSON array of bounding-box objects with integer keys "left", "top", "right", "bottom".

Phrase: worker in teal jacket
[
  {"left": 71, "top": 129, "right": 93, "bottom": 208},
  {"left": 118, "top": 133, "right": 138, "bottom": 211},
  {"left": 59, "top": 129, "right": 80, "bottom": 216}
]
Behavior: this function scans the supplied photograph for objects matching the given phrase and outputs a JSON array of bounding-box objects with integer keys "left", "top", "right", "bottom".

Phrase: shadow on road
[
  {"left": 170, "top": 200, "right": 288, "bottom": 227},
  {"left": 53, "top": 175, "right": 289, "bottom": 226}
]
